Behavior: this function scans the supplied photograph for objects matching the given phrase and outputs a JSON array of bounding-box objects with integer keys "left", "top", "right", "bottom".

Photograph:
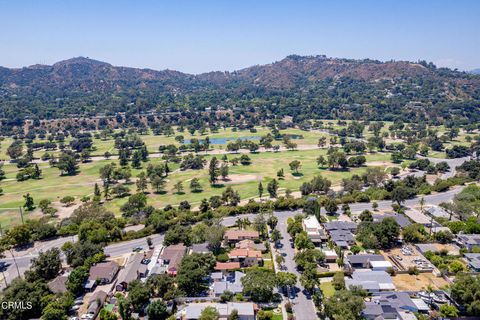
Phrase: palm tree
[{"left": 419, "top": 197, "right": 426, "bottom": 212}]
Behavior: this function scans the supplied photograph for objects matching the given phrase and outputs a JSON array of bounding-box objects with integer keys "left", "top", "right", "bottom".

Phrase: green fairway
[{"left": 0, "top": 121, "right": 473, "bottom": 228}]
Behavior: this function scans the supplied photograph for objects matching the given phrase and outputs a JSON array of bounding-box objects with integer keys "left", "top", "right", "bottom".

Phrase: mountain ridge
[{"left": 0, "top": 54, "right": 479, "bottom": 122}]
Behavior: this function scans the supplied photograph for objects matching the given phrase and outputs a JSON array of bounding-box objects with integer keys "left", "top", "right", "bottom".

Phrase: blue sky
[{"left": 0, "top": 0, "right": 479, "bottom": 73}]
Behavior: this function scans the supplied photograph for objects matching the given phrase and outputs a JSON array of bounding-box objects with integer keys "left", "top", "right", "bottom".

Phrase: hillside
[{"left": 0, "top": 55, "right": 479, "bottom": 123}]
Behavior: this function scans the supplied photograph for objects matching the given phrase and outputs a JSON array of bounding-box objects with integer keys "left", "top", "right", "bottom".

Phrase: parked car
[{"left": 132, "top": 246, "right": 143, "bottom": 252}]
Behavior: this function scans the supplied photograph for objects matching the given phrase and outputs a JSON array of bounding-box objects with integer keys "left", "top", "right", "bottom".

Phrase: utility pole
[
  {"left": 9, "top": 249, "right": 21, "bottom": 278},
  {"left": 19, "top": 207, "right": 24, "bottom": 224}
]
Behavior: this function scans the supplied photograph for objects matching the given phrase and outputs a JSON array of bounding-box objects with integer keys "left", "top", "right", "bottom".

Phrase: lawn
[{"left": 320, "top": 281, "right": 336, "bottom": 298}]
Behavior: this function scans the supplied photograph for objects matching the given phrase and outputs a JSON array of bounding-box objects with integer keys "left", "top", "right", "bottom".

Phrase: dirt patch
[
  {"left": 365, "top": 161, "right": 395, "bottom": 167},
  {"left": 28, "top": 202, "right": 81, "bottom": 221},
  {"left": 392, "top": 273, "right": 449, "bottom": 291},
  {"left": 223, "top": 174, "right": 262, "bottom": 184},
  {"left": 52, "top": 202, "right": 82, "bottom": 220}
]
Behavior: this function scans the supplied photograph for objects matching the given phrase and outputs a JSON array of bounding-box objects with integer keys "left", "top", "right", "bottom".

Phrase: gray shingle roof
[
  {"left": 324, "top": 221, "right": 357, "bottom": 232},
  {"left": 346, "top": 254, "right": 385, "bottom": 265},
  {"left": 372, "top": 213, "right": 411, "bottom": 228}
]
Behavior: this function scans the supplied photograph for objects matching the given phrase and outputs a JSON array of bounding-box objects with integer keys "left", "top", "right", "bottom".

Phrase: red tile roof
[
  {"left": 215, "top": 262, "right": 241, "bottom": 270},
  {"left": 224, "top": 230, "right": 259, "bottom": 241}
]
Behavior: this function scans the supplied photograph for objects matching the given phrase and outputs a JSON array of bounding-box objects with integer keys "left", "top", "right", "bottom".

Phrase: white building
[{"left": 302, "top": 215, "right": 327, "bottom": 244}]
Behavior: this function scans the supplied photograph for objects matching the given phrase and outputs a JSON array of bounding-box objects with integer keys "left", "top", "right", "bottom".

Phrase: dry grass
[{"left": 392, "top": 273, "right": 449, "bottom": 291}]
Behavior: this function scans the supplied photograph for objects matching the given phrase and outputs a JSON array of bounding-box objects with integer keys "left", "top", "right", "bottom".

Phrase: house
[
  {"left": 211, "top": 271, "right": 245, "bottom": 296},
  {"left": 228, "top": 248, "right": 262, "bottom": 267},
  {"left": 324, "top": 221, "right": 357, "bottom": 233},
  {"left": 159, "top": 243, "right": 187, "bottom": 276},
  {"left": 177, "top": 302, "right": 256, "bottom": 320},
  {"left": 464, "top": 253, "right": 480, "bottom": 272},
  {"left": 329, "top": 229, "right": 355, "bottom": 248},
  {"left": 224, "top": 230, "right": 259, "bottom": 244},
  {"left": 215, "top": 262, "right": 241, "bottom": 275},
  {"left": 88, "top": 261, "right": 120, "bottom": 284},
  {"left": 346, "top": 270, "right": 395, "bottom": 292},
  {"left": 456, "top": 234, "right": 480, "bottom": 250},
  {"left": 147, "top": 246, "right": 163, "bottom": 275},
  {"left": 85, "top": 290, "right": 107, "bottom": 320},
  {"left": 324, "top": 221, "right": 357, "bottom": 248},
  {"left": 47, "top": 275, "right": 68, "bottom": 294},
  {"left": 116, "top": 253, "right": 147, "bottom": 291},
  {"left": 404, "top": 209, "right": 431, "bottom": 226},
  {"left": 189, "top": 243, "right": 211, "bottom": 255},
  {"left": 346, "top": 254, "right": 390, "bottom": 270},
  {"left": 425, "top": 206, "right": 450, "bottom": 219},
  {"left": 235, "top": 239, "right": 266, "bottom": 252},
  {"left": 372, "top": 213, "right": 412, "bottom": 229},
  {"left": 362, "top": 292, "right": 420, "bottom": 320},
  {"left": 302, "top": 215, "right": 327, "bottom": 244},
  {"left": 323, "top": 250, "right": 338, "bottom": 263}
]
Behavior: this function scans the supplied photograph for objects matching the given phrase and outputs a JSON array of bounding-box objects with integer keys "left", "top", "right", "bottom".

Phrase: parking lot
[{"left": 381, "top": 245, "right": 434, "bottom": 272}]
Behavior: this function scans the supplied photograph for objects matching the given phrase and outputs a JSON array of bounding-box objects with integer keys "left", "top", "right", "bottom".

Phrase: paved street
[{"left": 275, "top": 210, "right": 318, "bottom": 320}]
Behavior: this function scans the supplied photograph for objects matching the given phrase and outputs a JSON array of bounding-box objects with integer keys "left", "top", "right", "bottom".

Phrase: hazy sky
[{"left": 0, "top": 0, "right": 479, "bottom": 74}]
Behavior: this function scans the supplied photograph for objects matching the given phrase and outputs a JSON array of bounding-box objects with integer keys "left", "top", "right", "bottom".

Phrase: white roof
[
  {"left": 323, "top": 250, "right": 338, "bottom": 257},
  {"left": 378, "top": 283, "right": 396, "bottom": 290},
  {"left": 398, "top": 312, "right": 418, "bottom": 320},
  {"left": 404, "top": 209, "right": 431, "bottom": 224},
  {"left": 370, "top": 260, "right": 393, "bottom": 268},
  {"left": 411, "top": 298, "right": 430, "bottom": 311},
  {"left": 303, "top": 215, "right": 321, "bottom": 229}
]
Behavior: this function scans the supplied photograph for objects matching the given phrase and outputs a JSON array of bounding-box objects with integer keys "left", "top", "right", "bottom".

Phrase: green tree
[
  {"left": 177, "top": 253, "right": 216, "bottom": 296},
  {"left": 276, "top": 272, "right": 297, "bottom": 288},
  {"left": 300, "top": 263, "right": 319, "bottom": 293},
  {"left": 324, "top": 198, "right": 338, "bottom": 214},
  {"left": 6, "top": 224, "right": 32, "bottom": 247},
  {"left": 190, "top": 178, "right": 202, "bottom": 192},
  {"left": 209, "top": 157, "right": 219, "bottom": 184},
  {"left": 66, "top": 266, "right": 89, "bottom": 295},
  {"left": 439, "top": 304, "right": 459, "bottom": 317},
  {"left": 267, "top": 179, "right": 279, "bottom": 198},
  {"left": 289, "top": 160, "right": 301, "bottom": 174},
  {"left": 0, "top": 278, "right": 50, "bottom": 320},
  {"left": 173, "top": 181, "right": 184, "bottom": 194},
  {"left": 324, "top": 290, "right": 365, "bottom": 320},
  {"left": 23, "top": 193, "right": 35, "bottom": 211},
  {"left": 294, "top": 231, "right": 315, "bottom": 250},
  {"left": 128, "top": 280, "right": 150, "bottom": 312},
  {"left": 220, "top": 163, "right": 229, "bottom": 180},
  {"left": 402, "top": 224, "right": 427, "bottom": 243},
  {"left": 57, "top": 152, "right": 78, "bottom": 175},
  {"left": 26, "top": 248, "right": 61, "bottom": 281},
  {"left": 147, "top": 300, "right": 169, "bottom": 320},
  {"left": 332, "top": 272, "right": 345, "bottom": 290},
  {"left": 241, "top": 268, "right": 277, "bottom": 302},
  {"left": 258, "top": 181, "right": 264, "bottom": 198},
  {"left": 199, "top": 306, "right": 219, "bottom": 320},
  {"left": 136, "top": 171, "right": 149, "bottom": 193},
  {"left": 391, "top": 186, "right": 411, "bottom": 205}
]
